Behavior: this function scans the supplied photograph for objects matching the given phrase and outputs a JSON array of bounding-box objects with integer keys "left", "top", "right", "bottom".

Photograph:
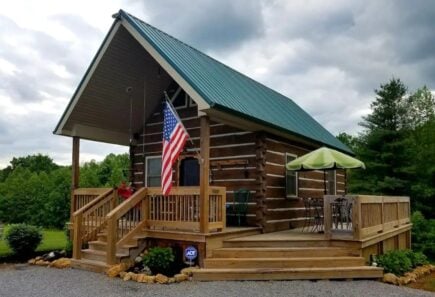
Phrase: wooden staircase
[
  {"left": 72, "top": 228, "right": 148, "bottom": 273},
  {"left": 193, "top": 232, "right": 383, "bottom": 281}
]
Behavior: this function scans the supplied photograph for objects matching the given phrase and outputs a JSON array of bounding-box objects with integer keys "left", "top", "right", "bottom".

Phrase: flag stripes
[{"left": 161, "top": 101, "right": 189, "bottom": 195}]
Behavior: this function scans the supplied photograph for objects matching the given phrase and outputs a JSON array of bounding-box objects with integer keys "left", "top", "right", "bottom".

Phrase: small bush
[
  {"left": 378, "top": 250, "right": 412, "bottom": 276},
  {"left": 404, "top": 250, "right": 428, "bottom": 268},
  {"left": 143, "top": 247, "right": 175, "bottom": 274},
  {"left": 377, "top": 249, "right": 429, "bottom": 276},
  {"left": 5, "top": 224, "right": 42, "bottom": 256}
]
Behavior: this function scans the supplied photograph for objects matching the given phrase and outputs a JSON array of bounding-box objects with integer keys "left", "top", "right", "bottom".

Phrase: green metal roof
[{"left": 118, "top": 10, "right": 352, "bottom": 154}]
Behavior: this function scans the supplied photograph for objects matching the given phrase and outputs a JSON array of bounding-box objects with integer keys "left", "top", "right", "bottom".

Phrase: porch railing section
[
  {"left": 72, "top": 188, "right": 117, "bottom": 259},
  {"left": 72, "top": 188, "right": 112, "bottom": 213},
  {"left": 324, "top": 195, "right": 411, "bottom": 240},
  {"left": 104, "top": 186, "right": 226, "bottom": 264}
]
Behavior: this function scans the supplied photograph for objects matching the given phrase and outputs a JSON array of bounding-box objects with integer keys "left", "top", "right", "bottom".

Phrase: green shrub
[
  {"left": 377, "top": 249, "right": 429, "bottom": 276},
  {"left": 143, "top": 247, "right": 175, "bottom": 274},
  {"left": 377, "top": 250, "right": 412, "bottom": 276},
  {"left": 404, "top": 250, "right": 428, "bottom": 268},
  {"left": 5, "top": 224, "right": 42, "bottom": 256},
  {"left": 411, "top": 211, "right": 435, "bottom": 260}
]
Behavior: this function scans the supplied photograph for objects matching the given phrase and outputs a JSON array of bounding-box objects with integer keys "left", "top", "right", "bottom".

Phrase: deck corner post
[
  {"left": 323, "top": 195, "right": 332, "bottom": 239},
  {"left": 72, "top": 213, "right": 82, "bottom": 260},
  {"left": 199, "top": 115, "right": 210, "bottom": 233}
]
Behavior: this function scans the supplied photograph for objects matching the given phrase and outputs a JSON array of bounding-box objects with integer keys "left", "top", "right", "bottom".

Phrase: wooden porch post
[
  {"left": 71, "top": 137, "right": 80, "bottom": 220},
  {"left": 199, "top": 116, "right": 210, "bottom": 233}
]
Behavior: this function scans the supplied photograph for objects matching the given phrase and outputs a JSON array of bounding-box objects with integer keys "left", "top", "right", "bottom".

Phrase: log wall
[
  {"left": 130, "top": 93, "right": 347, "bottom": 231},
  {"left": 131, "top": 101, "right": 258, "bottom": 225},
  {"left": 263, "top": 135, "right": 346, "bottom": 232}
]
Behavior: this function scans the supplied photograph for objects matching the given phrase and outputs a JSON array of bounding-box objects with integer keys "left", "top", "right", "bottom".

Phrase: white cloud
[{"left": 0, "top": 0, "right": 434, "bottom": 168}]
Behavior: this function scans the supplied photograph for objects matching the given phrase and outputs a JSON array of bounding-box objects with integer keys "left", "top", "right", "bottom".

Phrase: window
[
  {"left": 171, "top": 88, "right": 187, "bottom": 108},
  {"left": 286, "top": 153, "right": 298, "bottom": 197},
  {"left": 327, "top": 170, "right": 336, "bottom": 195},
  {"left": 145, "top": 156, "right": 162, "bottom": 187}
]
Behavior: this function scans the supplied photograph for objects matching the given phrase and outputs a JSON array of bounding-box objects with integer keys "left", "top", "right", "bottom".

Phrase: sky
[{"left": 0, "top": 0, "right": 434, "bottom": 168}]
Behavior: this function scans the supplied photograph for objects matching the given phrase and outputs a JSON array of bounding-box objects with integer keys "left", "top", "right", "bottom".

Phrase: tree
[
  {"left": 350, "top": 78, "right": 411, "bottom": 195},
  {"left": 403, "top": 85, "right": 435, "bottom": 129}
]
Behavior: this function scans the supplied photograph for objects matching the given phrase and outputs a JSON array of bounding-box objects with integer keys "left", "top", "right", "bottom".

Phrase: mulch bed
[{"left": 407, "top": 271, "right": 435, "bottom": 292}]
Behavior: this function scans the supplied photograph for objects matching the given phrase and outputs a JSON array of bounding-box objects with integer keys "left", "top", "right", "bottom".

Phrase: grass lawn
[{"left": 0, "top": 229, "right": 67, "bottom": 256}]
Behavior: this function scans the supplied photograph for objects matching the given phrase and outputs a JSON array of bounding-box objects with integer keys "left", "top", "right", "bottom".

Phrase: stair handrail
[
  {"left": 72, "top": 188, "right": 116, "bottom": 260},
  {"left": 105, "top": 187, "right": 148, "bottom": 265},
  {"left": 72, "top": 188, "right": 114, "bottom": 216}
]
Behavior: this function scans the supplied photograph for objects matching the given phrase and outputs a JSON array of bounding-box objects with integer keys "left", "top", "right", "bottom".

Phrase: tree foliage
[
  {"left": 0, "top": 153, "right": 129, "bottom": 228},
  {"left": 342, "top": 78, "right": 435, "bottom": 218}
]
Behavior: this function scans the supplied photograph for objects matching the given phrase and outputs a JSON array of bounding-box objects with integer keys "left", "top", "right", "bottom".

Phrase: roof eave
[{"left": 53, "top": 16, "right": 122, "bottom": 136}]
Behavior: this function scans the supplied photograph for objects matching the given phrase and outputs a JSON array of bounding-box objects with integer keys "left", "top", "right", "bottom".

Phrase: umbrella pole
[
  {"left": 323, "top": 170, "right": 327, "bottom": 194},
  {"left": 344, "top": 169, "right": 347, "bottom": 195}
]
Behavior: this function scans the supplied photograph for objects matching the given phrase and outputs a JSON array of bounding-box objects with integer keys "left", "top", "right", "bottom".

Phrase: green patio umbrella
[{"left": 286, "top": 147, "right": 365, "bottom": 194}]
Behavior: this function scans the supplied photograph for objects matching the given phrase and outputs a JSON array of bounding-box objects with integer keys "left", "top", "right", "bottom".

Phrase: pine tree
[{"left": 350, "top": 78, "right": 410, "bottom": 195}]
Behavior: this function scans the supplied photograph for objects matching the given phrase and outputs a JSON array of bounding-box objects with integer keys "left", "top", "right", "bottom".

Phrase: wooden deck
[
  {"left": 70, "top": 189, "right": 410, "bottom": 281},
  {"left": 193, "top": 228, "right": 384, "bottom": 281}
]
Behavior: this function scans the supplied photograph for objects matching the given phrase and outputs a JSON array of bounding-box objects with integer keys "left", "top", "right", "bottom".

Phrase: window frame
[
  {"left": 285, "top": 153, "right": 298, "bottom": 198},
  {"left": 145, "top": 155, "right": 162, "bottom": 187},
  {"left": 170, "top": 87, "right": 188, "bottom": 109}
]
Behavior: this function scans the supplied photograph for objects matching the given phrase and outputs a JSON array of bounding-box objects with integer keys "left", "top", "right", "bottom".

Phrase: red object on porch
[{"left": 117, "top": 181, "right": 133, "bottom": 199}]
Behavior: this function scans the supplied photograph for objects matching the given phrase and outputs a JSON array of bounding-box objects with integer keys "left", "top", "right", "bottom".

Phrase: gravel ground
[{"left": 0, "top": 265, "right": 433, "bottom": 297}]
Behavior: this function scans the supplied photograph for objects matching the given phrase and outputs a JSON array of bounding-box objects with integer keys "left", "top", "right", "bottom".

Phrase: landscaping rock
[
  {"left": 119, "top": 272, "right": 127, "bottom": 279},
  {"left": 174, "top": 273, "right": 188, "bottom": 282},
  {"left": 180, "top": 266, "right": 198, "bottom": 276},
  {"left": 123, "top": 272, "right": 135, "bottom": 281},
  {"left": 168, "top": 277, "right": 176, "bottom": 284},
  {"left": 383, "top": 273, "right": 399, "bottom": 285},
  {"left": 155, "top": 273, "right": 169, "bottom": 284},
  {"left": 404, "top": 272, "right": 417, "bottom": 283},
  {"left": 35, "top": 260, "right": 50, "bottom": 266},
  {"left": 107, "top": 262, "right": 130, "bottom": 278},
  {"left": 43, "top": 251, "right": 62, "bottom": 262},
  {"left": 49, "top": 258, "right": 71, "bottom": 269},
  {"left": 27, "top": 258, "right": 36, "bottom": 265}
]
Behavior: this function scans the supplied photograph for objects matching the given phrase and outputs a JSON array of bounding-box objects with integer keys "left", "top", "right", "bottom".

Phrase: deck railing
[
  {"left": 324, "top": 195, "right": 411, "bottom": 240},
  {"left": 72, "top": 188, "right": 112, "bottom": 214},
  {"left": 72, "top": 188, "right": 118, "bottom": 259},
  {"left": 104, "top": 186, "right": 226, "bottom": 264}
]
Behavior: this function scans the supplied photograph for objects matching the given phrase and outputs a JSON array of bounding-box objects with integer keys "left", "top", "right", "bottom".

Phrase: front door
[{"left": 179, "top": 157, "right": 199, "bottom": 186}]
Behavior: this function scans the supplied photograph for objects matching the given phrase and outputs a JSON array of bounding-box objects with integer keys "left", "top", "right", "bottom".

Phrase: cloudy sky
[{"left": 1, "top": 0, "right": 434, "bottom": 168}]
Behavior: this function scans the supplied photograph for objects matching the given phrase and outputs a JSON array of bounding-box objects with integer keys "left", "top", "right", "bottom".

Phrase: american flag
[{"left": 161, "top": 101, "right": 189, "bottom": 195}]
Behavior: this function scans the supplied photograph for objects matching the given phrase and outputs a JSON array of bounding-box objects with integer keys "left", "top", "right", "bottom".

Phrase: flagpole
[{"left": 163, "top": 91, "right": 203, "bottom": 163}]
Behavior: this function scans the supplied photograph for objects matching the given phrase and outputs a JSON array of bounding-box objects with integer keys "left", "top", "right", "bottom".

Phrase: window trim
[
  {"left": 188, "top": 94, "right": 197, "bottom": 107},
  {"left": 170, "top": 87, "right": 188, "bottom": 109},
  {"left": 285, "top": 152, "right": 298, "bottom": 198},
  {"left": 145, "top": 155, "right": 162, "bottom": 187}
]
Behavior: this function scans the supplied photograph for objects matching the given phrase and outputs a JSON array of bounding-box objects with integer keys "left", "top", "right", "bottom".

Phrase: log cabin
[{"left": 54, "top": 10, "right": 412, "bottom": 280}]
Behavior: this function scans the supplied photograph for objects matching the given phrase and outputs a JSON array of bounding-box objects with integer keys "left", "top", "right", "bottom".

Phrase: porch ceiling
[{"left": 55, "top": 24, "right": 173, "bottom": 145}]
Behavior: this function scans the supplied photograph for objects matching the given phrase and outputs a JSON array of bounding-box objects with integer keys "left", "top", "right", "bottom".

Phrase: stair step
[
  {"left": 88, "top": 241, "right": 138, "bottom": 254},
  {"left": 81, "top": 249, "right": 129, "bottom": 262},
  {"left": 204, "top": 256, "right": 365, "bottom": 269},
  {"left": 192, "top": 266, "right": 384, "bottom": 281},
  {"left": 223, "top": 239, "right": 360, "bottom": 249},
  {"left": 212, "top": 247, "right": 360, "bottom": 258},
  {"left": 71, "top": 258, "right": 109, "bottom": 273}
]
